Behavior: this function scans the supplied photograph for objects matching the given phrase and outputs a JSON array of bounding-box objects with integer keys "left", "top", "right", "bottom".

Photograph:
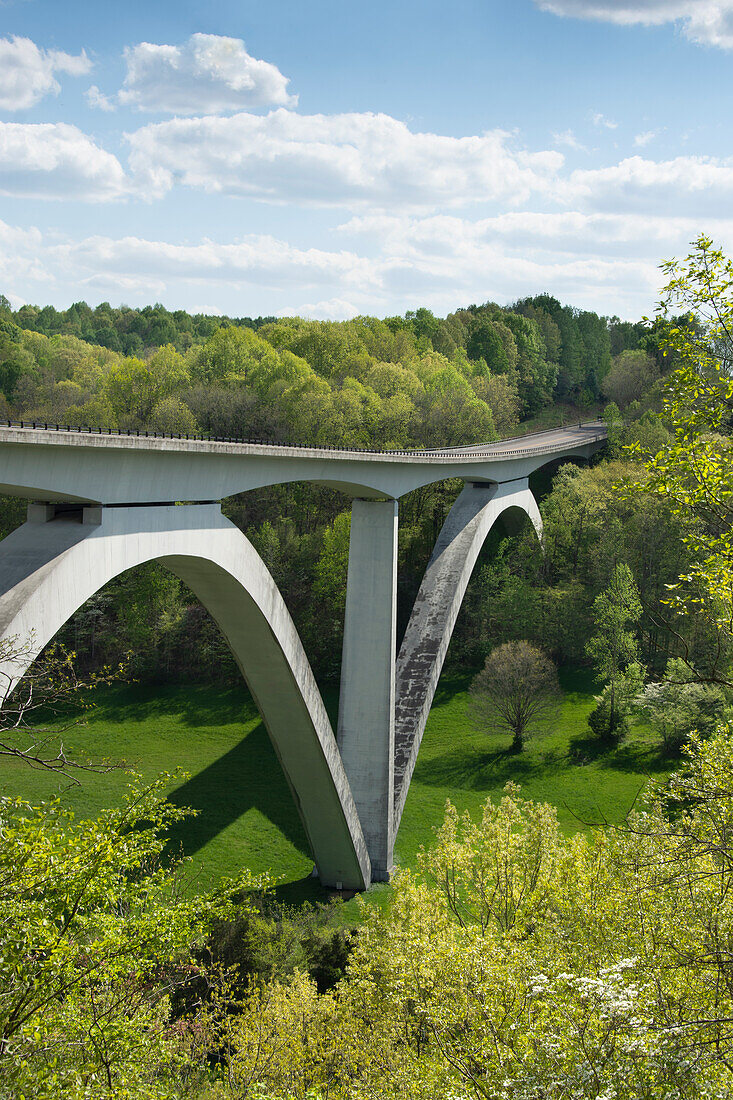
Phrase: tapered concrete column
[{"left": 337, "top": 498, "right": 398, "bottom": 880}]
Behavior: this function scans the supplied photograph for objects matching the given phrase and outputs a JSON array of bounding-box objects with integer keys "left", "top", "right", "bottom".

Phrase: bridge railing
[{"left": 0, "top": 417, "right": 607, "bottom": 460}]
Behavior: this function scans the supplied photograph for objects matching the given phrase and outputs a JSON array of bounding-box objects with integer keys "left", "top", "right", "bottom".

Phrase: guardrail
[{"left": 0, "top": 418, "right": 607, "bottom": 461}]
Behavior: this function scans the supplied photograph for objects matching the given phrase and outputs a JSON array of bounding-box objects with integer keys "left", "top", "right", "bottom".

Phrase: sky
[{"left": 0, "top": 0, "right": 732, "bottom": 321}]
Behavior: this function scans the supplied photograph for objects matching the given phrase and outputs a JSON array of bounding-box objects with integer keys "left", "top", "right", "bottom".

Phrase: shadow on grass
[
  {"left": 267, "top": 874, "right": 337, "bottom": 908},
  {"left": 567, "top": 733, "right": 671, "bottom": 777},
  {"left": 415, "top": 723, "right": 671, "bottom": 794},
  {"left": 431, "top": 671, "right": 475, "bottom": 707},
  {"left": 163, "top": 721, "right": 310, "bottom": 862},
  {"left": 84, "top": 684, "right": 259, "bottom": 728},
  {"left": 413, "top": 741, "right": 569, "bottom": 791}
]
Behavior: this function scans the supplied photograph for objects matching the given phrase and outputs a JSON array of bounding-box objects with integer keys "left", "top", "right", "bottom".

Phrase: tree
[
  {"left": 603, "top": 349, "right": 659, "bottom": 408},
  {"left": 0, "top": 773, "right": 253, "bottom": 1097},
  {"left": 633, "top": 235, "right": 733, "bottom": 682},
  {"left": 470, "top": 640, "right": 559, "bottom": 751},
  {"left": 0, "top": 636, "right": 121, "bottom": 777},
  {"left": 586, "top": 563, "right": 642, "bottom": 738},
  {"left": 105, "top": 345, "right": 189, "bottom": 424},
  {"left": 634, "top": 656, "right": 727, "bottom": 754},
  {"left": 466, "top": 317, "right": 515, "bottom": 375}
]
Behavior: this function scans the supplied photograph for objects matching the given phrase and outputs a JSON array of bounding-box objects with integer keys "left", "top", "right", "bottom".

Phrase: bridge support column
[{"left": 337, "top": 498, "right": 398, "bottom": 881}]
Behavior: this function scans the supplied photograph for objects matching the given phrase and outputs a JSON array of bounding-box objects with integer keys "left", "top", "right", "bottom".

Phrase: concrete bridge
[{"left": 0, "top": 420, "right": 606, "bottom": 890}]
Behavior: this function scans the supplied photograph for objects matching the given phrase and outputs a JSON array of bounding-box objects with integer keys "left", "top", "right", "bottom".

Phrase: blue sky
[{"left": 0, "top": 0, "right": 731, "bottom": 320}]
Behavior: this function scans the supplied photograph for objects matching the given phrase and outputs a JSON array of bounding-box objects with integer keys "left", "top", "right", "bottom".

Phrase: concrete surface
[
  {"left": 337, "top": 499, "right": 398, "bottom": 881},
  {"left": 0, "top": 422, "right": 608, "bottom": 891},
  {"left": 0, "top": 422, "right": 607, "bottom": 504},
  {"left": 0, "top": 503, "right": 371, "bottom": 890},
  {"left": 393, "top": 480, "right": 543, "bottom": 830}
]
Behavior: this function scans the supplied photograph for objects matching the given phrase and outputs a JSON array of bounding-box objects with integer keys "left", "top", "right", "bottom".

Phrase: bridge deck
[{"left": 0, "top": 421, "right": 607, "bottom": 504}]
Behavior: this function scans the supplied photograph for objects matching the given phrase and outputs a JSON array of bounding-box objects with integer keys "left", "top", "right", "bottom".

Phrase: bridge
[{"left": 0, "top": 420, "right": 607, "bottom": 890}]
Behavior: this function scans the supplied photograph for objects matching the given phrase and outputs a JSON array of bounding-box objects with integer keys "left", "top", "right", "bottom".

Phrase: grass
[{"left": 1, "top": 669, "right": 673, "bottom": 916}]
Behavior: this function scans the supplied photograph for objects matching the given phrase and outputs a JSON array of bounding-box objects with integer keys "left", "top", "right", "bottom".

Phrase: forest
[
  {"left": 3, "top": 235, "right": 733, "bottom": 1098},
  {"left": 0, "top": 285, "right": 670, "bottom": 684}
]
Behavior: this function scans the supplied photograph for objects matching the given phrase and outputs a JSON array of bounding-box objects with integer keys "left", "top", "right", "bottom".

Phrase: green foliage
[
  {"left": 604, "top": 348, "right": 660, "bottom": 408},
  {"left": 210, "top": 736, "right": 733, "bottom": 1096},
  {"left": 105, "top": 345, "right": 190, "bottom": 424},
  {"left": 635, "top": 656, "right": 728, "bottom": 753},
  {"left": 602, "top": 399, "right": 623, "bottom": 455},
  {"left": 0, "top": 773, "right": 255, "bottom": 1098},
  {"left": 629, "top": 235, "right": 733, "bottom": 680},
  {"left": 586, "top": 564, "right": 642, "bottom": 736}
]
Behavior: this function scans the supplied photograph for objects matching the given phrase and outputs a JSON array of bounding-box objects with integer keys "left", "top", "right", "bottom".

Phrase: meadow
[{"left": 1, "top": 667, "right": 671, "bottom": 916}]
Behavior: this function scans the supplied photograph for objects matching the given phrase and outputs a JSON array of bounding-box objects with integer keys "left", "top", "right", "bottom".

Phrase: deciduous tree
[{"left": 470, "top": 639, "right": 559, "bottom": 751}]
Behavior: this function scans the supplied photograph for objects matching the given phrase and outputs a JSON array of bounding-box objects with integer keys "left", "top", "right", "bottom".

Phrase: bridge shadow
[
  {"left": 88, "top": 683, "right": 258, "bottom": 729},
  {"left": 82, "top": 684, "right": 314, "bottom": 865},
  {"left": 163, "top": 720, "right": 311, "bottom": 862}
]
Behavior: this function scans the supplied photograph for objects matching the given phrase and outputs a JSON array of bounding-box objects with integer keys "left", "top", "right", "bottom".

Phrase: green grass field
[{"left": 0, "top": 669, "right": 672, "bottom": 912}]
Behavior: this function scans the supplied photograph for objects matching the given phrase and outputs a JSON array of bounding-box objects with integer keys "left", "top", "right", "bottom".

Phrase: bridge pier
[{"left": 337, "top": 498, "right": 398, "bottom": 881}]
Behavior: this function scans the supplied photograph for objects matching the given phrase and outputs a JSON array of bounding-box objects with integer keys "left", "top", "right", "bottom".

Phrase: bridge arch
[
  {"left": 0, "top": 503, "right": 371, "bottom": 890},
  {"left": 393, "top": 479, "right": 542, "bottom": 830}
]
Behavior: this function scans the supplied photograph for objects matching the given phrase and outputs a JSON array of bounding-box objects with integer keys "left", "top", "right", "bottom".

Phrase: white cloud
[
  {"left": 591, "top": 111, "right": 618, "bottom": 129},
  {"left": 565, "top": 154, "right": 733, "bottom": 215},
  {"left": 341, "top": 210, "right": 733, "bottom": 261},
  {"left": 0, "top": 218, "right": 48, "bottom": 286},
  {"left": 287, "top": 297, "right": 361, "bottom": 320},
  {"left": 124, "top": 110, "right": 733, "bottom": 220},
  {"left": 0, "top": 122, "right": 129, "bottom": 201},
  {"left": 634, "top": 129, "right": 656, "bottom": 146},
  {"left": 553, "top": 128, "right": 587, "bottom": 150},
  {"left": 9, "top": 208, "right": 732, "bottom": 323},
  {"left": 534, "top": 0, "right": 733, "bottom": 48},
  {"left": 85, "top": 84, "right": 115, "bottom": 112},
  {"left": 0, "top": 35, "right": 91, "bottom": 110},
  {"left": 118, "top": 33, "right": 295, "bottom": 114},
  {"left": 126, "top": 108, "right": 564, "bottom": 210},
  {"left": 335, "top": 209, "right": 733, "bottom": 316},
  {"left": 57, "top": 233, "right": 378, "bottom": 292}
]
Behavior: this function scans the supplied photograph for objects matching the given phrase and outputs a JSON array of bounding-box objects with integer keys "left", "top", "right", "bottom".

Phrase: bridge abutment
[{"left": 337, "top": 498, "right": 398, "bottom": 881}]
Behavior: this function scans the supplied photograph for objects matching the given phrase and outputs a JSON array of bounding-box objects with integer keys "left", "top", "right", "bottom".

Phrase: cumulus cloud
[
  {"left": 126, "top": 108, "right": 563, "bottom": 210},
  {"left": 0, "top": 122, "right": 129, "bottom": 201},
  {"left": 335, "top": 209, "right": 733, "bottom": 315},
  {"left": 285, "top": 298, "right": 361, "bottom": 320},
  {"left": 534, "top": 0, "right": 733, "bottom": 49},
  {"left": 634, "top": 129, "right": 656, "bottom": 146},
  {"left": 0, "top": 35, "right": 91, "bottom": 110},
  {"left": 123, "top": 108, "right": 733, "bottom": 219},
  {"left": 85, "top": 84, "right": 115, "bottom": 112},
  {"left": 58, "top": 233, "right": 378, "bottom": 292},
  {"left": 564, "top": 154, "right": 733, "bottom": 215},
  {"left": 341, "top": 210, "right": 733, "bottom": 261},
  {"left": 9, "top": 210, "right": 733, "bottom": 321},
  {"left": 0, "top": 218, "right": 48, "bottom": 286},
  {"left": 117, "top": 33, "right": 296, "bottom": 114}
]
